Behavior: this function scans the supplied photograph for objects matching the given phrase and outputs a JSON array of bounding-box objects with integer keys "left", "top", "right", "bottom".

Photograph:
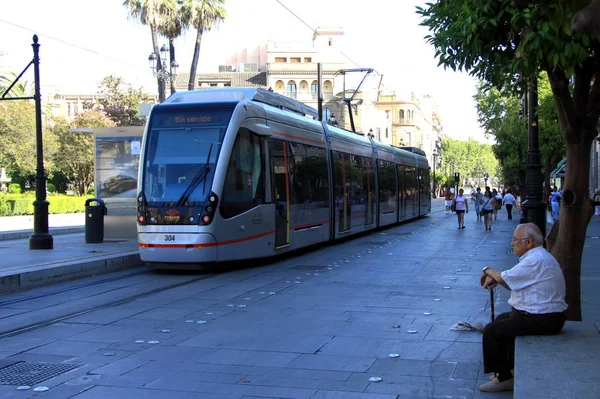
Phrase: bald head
[{"left": 515, "top": 223, "right": 544, "bottom": 247}]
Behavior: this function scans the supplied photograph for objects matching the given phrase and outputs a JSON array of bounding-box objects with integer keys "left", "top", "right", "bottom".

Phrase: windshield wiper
[{"left": 176, "top": 144, "right": 213, "bottom": 207}]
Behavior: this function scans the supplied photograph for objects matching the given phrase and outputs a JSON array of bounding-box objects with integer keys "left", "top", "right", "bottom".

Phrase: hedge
[{"left": 0, "top": 194, "right": 92, "bottom": 216}]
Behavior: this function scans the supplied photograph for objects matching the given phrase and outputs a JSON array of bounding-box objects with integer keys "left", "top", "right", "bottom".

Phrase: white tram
[{"left": 137, "top": 88, "right": 431, "bottom": 268}]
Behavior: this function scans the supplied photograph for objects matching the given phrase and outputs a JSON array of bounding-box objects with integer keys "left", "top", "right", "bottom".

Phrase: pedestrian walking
[
  {"left": 503, "top": 190, "right": 516, "bottom": 220},
  {"left": 452, "top": 188, "right": 469, "bottom": 229},
  {"left": 549, "top": 186, "right": 561, "bottom": 222},
  {"left": 482, "top": 189, "right": 494, "bottom": 231},
  {"left": 474, "top": 187, "right": 484, "bottom": 222},
  {"left": 492, "top": 189, "right": 502, "bottom": 220},
  {"left": 444, "top": 186, "right": 453, "bottom": 214},
  {"left": 478, "top": 223, "right": 567, "bottom": 392}
]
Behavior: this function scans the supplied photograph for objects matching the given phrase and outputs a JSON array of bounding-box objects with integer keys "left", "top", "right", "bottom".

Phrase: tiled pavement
[{"left": 0, "top": 200, "right": 597, "bottom": 398}]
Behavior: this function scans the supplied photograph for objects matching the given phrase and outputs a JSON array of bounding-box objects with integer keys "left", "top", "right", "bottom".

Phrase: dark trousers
[
  {"left": 483, "top": 308, "right": 565, "bottom": 381},
  {"left": 505, "top": 204, "right": 513, "bottom": 219}
]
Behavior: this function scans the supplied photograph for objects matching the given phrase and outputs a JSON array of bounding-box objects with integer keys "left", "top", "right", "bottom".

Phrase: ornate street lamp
[{"left": 148, "top": 44, "right": 178, "bottom": 103}]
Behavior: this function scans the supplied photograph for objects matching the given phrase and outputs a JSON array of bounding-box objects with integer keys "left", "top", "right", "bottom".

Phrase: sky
[{"left": 0, "top": 0, "right": 487, "bottom": 142}]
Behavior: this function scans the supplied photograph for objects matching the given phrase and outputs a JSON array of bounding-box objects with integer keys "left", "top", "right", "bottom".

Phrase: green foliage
[
  {"left": 416, "top": 1, "right": 592, "bottom": 87},
  {"left": 474, "top": 76, "right": 564, "bottom": 193},
  {"left": 0, "top": 101, "right": 57, "bottom": 177},
  {"left": 440, "top": 137, "right": 499, "bottom": 183},
  {"left": 0, "top": 71, "right": 34, "bottom": 97},
  {"left": 90, "top": 76, "right": 147, "bottom": 126},
  {"left": 50, "top": 110, "right": 115, "bottom": 196},
  {"left": 8, "top": 183, "right": 21, "bottom": 194},
  {"left": 0, "top": 194, "right": 91, "bottom": 216},
  {"left": 47, "top": 183, "right": 57, "bottom": 193}
]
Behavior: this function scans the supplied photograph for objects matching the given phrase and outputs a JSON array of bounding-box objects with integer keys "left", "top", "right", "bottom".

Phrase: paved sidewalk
[
  {"left": 0, "top": 213, "right": 85, "bottom": 240},
  {"left": 0, "top": 199, "right": 596, "bottom": 398},
  {"left": 0, "top": 213, "right": 141, "bottom": 294}
]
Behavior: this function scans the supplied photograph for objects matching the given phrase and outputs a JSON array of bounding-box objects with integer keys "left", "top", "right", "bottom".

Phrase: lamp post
[
  {"left": 432, "top": 151, "right": 438, "bottom": 198},
  {"left": 0, "top": 36, "right": 52, "bottom": 249},
  {"left": 148, "top": 44, "right": 178, "bottom": 103},
  {"left": 521, "top": 75, "right": 546, "bottom": 236}
]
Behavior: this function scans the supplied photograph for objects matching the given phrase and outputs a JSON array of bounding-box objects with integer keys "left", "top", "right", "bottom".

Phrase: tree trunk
[
  {"left": 546, "top": 141, "right": 595, "bottom": 321},
  {"left": 188, "top": 28, "right": 204, "bottom": 91},
  {"left": 169, "top": 38, "right": 176, "bottom": 96},
  {"left": 545, "top": 67, "right": 598, "bottom": 321},
  {"left": 150, "top": 25, "right": 165, "bottom": 103}
]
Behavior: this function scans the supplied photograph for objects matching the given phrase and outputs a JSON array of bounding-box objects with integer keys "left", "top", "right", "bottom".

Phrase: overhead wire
[
  {"left": 274, "top": 0, "right": 390, "bottom": 92},
  {"left": 0, "top": 18, "right": 139, "bottom": 68}
]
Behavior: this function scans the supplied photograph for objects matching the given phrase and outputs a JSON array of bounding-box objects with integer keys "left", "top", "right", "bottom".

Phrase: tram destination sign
[{"left": 154, "top": 109, "right": 233, "bottom": 128}]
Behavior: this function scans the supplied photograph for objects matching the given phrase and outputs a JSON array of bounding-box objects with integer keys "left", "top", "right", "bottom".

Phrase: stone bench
[{"left": 514, "top": 321, "right": 600, "bottom": 398}]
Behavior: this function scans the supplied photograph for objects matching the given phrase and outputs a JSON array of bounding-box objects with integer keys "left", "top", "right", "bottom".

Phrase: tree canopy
[
  {"left": 440, "top": 137, "right": 499, "bottom": 185},
  {"left": 474, "top": 76, "right": 564, "bottom": 196},
  {"left": 51, "top": 110, "right": 115, "bottom": 196},
  {"left": 418, "top": 0, "right": 600, "bottom": 320},
  {"left": 89, "top": 76, "right": 148, "bottom": 126}
]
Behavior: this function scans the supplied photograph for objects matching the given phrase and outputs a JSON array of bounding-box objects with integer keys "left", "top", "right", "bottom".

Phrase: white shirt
[
  {"left": 503, "top": 193, "right": 516, "bottom": 205},
  {"left": 501, "top": 246, "right": 568, "bottom": 314}
]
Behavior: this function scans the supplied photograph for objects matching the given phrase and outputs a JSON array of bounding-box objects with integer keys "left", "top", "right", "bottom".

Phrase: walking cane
[{"left": 489, "top": 287, "right": 495, "bottom": 323}]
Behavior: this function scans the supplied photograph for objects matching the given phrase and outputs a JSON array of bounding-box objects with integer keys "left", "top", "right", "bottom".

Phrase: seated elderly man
[{"left": 479, "top": 223, "right": 567, "bottom": 392}]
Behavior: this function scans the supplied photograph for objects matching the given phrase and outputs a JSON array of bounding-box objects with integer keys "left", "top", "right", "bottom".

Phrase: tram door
[
  {"left": 333, "top": 152, "right": 351, "bottom": 233},
  {"left": 271, "top": 139, "right": 290, "bottom": 248},
  {"left": 398, "top": 165, "right": 407, "bottom": 220}
]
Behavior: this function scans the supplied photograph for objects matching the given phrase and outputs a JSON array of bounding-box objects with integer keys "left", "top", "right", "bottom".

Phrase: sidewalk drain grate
[
  {"left": 291, "top": 265, "right": 328, "bottom": 271},
  {"left": 0, "top": 362, "right": 81, "bottom": 386}
]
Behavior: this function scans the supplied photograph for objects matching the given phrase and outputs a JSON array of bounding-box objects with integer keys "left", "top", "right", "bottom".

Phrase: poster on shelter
[{"left": 96, "top": 138, "right": 140, "bottom": 198}]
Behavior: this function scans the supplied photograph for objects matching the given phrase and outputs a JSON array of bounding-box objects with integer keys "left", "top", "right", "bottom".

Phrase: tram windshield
[{"left": 142, "top": 107, "right": 234, "bottom": 205}]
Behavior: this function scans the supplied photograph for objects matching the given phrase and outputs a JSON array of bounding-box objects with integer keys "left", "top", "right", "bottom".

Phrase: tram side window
[
  {"left": 288, "top": 142, "right": 328, "bottom": 206},
  {"left": 378, "top": 160, "right": 396, "bottom": 211},
  {"left": 420, "top": 167, "right": 430, "bottom": 197},
  {"left": 220, "top": 128, "right": 265, "bottom": 219}
]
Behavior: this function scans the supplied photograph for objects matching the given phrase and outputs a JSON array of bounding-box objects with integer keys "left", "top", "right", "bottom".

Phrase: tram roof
[{"left": 164, "top": 88, "right": 319, "bottom": 119}]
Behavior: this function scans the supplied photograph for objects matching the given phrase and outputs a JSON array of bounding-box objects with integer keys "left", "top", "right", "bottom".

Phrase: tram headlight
[{"left": 189, "top": 216, "right": 195, "bottom": 222}]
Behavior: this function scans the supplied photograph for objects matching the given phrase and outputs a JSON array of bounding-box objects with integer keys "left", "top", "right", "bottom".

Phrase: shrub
[
  {"left": 47, "top": 183, "right": 57, "bottom": 193},
  {"left": 0, "top": 194, "right": 92, "bottom": 216},
  {"left": 8, "top": 183, "right": 21, "bottom": 194}
]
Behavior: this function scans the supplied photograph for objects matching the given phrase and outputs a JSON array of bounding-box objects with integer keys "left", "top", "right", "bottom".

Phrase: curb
[
  {"left": 0, "top": 250, "right": 144, "bottom": 295},
  {"left": 0, "top": 227, "right": 85, "bottom": 241}
]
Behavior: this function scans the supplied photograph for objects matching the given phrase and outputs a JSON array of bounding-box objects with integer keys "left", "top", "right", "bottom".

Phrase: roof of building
[{"left": 175, "top": 72, "right": 267, "bottom": 90}]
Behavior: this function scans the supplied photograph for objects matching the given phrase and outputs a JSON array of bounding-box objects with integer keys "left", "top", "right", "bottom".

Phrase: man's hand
[{"left": 482, "top": 276, "right": 497, "bottom": 289}]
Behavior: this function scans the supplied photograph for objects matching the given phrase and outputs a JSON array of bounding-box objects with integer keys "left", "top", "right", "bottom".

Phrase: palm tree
[
  {"left": 123, "top": 0, "right": 175, "bottom": 102},
  {"left": 186, "top": 0, "right": 227, "bottom": 91},
  {"left": 0, "top": 71, "right": 34, "bottom": 98},
  {"left": 156, "top": 0, "right": 188, "bottom": 96}
]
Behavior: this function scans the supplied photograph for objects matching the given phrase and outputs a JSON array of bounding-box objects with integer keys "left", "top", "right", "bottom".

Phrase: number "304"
[{"left": 164, "top": 235, "right": 175, "bottom": 242}]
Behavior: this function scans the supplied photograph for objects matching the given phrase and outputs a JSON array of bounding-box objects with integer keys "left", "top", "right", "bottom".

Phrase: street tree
[
  {"left": 186, "top": 0, "right": 227, "bottom": 90},
  {"left": 123, "top": 0, "right": 174, "bottom": 103},
  {"left": 52, "top": 110, "right": 115, "bottom": 196},
  {"left": 0, "top": 100, "right": 57, "bottom": 180},
  {"left": 89, "top": 76, "right": 148, "bottom": 126},
  {"left": 474, "top": 77, "right": 564, "bottom": 197},
  {"left": 440, "top": 137, "right": 498, "bottom": 185},
  {"left": 418, "top": 0, "right": 600, "bottom": 320}
]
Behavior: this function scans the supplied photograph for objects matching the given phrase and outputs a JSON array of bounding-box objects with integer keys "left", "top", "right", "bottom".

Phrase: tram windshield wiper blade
[{"left": 176, "top": 144, "right": 213, "bottom": 207}]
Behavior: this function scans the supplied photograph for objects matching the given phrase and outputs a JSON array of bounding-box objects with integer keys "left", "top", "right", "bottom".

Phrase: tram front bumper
[{"left": 138, "top": 232, "right": 218, "bottom": 263}]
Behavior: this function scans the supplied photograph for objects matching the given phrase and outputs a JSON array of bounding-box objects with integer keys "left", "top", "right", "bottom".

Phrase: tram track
[{"left": 0, "top": 271, "right": 215, "bottom": 340}]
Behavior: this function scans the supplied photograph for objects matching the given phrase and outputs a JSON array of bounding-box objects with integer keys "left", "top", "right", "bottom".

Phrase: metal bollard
[{"left": 85, "top": 198, "right": 107, "bottom": 243}]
